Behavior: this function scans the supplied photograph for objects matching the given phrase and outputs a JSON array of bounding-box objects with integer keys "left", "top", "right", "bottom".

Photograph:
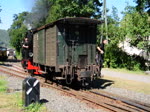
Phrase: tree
[
  {"left": 119, "top": 4, "right": 149, "bottom": 70},
  {"left": 99, "top": 5, "right": 148, "bottom": 70},
  {"left": 99, "top": 6, "right": 126, "bottom": 68},
  {"left": 134, "top": 0, "right": 150, "bottom": 15},
  {"left": 46, "top": 0, "right": 103, "bottom": 23},
  {"left": 9, "top": 12, "right": 28, "bottom": 53},
  {"left": 121, "top": 5, "right": 149, "bottom": 50},
  {"left": 25, "top": 0, "right": 103, "bottom": 27}
]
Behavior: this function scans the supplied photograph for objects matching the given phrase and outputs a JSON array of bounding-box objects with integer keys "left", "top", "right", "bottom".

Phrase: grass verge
[
  {"left": 104, "top": 68, "right": 146, "bottom": 75},
  {"left": 0, "top": 76, "right": 7, "bottom": 92},
  {"left": 103, "top": 76, "right": 150, "bottom": 95},
  {"left": 0, "top": 76, "right": 47, "bottom": 112}
]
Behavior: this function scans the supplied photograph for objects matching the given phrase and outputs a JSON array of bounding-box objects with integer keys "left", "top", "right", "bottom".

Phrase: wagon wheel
[
  {"left": 81, "top": 78, "right": 91, "bottom": 89},
  {"left": 63, "top": 67, "right": 67, "bottom": 78},
  {"left": 65, "top": 66, "right": 73, "bottom": 85}
]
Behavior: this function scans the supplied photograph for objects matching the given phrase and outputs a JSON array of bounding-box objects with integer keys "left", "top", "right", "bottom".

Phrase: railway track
[{"left": 0, "top": 62, "right": 150, "bottom": 112}]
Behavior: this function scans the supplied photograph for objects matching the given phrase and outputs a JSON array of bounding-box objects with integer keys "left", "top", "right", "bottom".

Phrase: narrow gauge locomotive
[
  {"left": 22, "top": 17, "right": 102, "bottom": 86},
  {"left": 0, "top": 46, "right": 7, "bottom": 61}
]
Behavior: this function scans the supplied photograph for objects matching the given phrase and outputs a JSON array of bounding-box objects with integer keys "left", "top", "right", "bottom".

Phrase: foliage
[
  {"left": 100, "top": 5, "right": 148, "bottom": 71},
  {"left": 9, "top": 12, "right": 28, "bottom": 53},
  {"left": 134, "top": 0, "right": 150, "bottom": 15},
  {"left": 0, "top": 29, "right": 10, "bottom": 47},
  {"left": 24, "top": 103, "right": 47, "bottom": 112},
  {"left": 121, "top": 5, "right": 149, "bottom": 50},
  {"left": 27, "top": 0, "right": 103, "bottom": 27},
  {"left": 0, "top": 78, "right": 47, "bottom": 112}
]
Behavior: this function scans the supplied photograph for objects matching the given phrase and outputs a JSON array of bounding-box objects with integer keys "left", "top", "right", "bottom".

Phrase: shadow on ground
[
  {"left": 0, "top": 59, "right": 20, "bottom": 66},
  {"left": 40, "top": 99, "right": 49, "bottom": 104},
  {"left": 91, "top": 78, "right": 114, "bottom": 89}
]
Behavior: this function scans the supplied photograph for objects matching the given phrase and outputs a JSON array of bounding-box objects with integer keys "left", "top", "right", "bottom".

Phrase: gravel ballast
[
  {"left": 0, "top": 70, "right": 150, "bottom": 112},
  {"left": 0, "top": 73, "right": 103, "bottom": 112}
]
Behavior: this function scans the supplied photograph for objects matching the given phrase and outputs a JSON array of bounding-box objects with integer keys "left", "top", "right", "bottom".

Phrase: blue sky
[{"left": 0, "top": 0, "right": 136, "bottom": 30}]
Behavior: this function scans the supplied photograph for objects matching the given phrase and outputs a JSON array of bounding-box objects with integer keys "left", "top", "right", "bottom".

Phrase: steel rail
[
  {"left": 89, "top": 91, "right": 150, "bottom": 112},
  {"left": 0, "top": 64, "right": 150, "bottom": 112}
]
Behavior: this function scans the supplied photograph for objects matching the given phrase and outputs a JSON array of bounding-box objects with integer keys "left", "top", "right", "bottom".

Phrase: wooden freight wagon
[{"left": 32, "top": 17, "right": 102, "bottom": 85}]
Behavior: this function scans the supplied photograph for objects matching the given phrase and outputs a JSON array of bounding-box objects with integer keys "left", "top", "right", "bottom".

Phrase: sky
[{"left": 0, "top": 0, "right": 136, "bottom": 30}]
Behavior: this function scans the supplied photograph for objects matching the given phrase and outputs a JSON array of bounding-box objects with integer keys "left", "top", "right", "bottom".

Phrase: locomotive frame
[{"left": 22, "top": 17, "right": 102, "bottom": 87}]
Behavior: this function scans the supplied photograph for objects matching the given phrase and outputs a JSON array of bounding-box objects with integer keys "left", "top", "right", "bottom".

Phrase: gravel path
[
  {"left": 0, "top": 72, "right": 103, "bottom": 112},
  {"left": 101, "top": 68, "right": 150, "bottom": 104},
  {"left": 103, "top": 86, "right": 150, "bottom": 104},
  {"left": 0, "top": 68, "right": 150, "bottom": 112},
  {"left": 102, "top": 68, "right": 150, "bottom": 83}
]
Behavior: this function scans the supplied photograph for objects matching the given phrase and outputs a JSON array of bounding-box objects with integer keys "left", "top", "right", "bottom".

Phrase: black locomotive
[{"left": 22, "top": 17, "right": 102, "bottom": 87}]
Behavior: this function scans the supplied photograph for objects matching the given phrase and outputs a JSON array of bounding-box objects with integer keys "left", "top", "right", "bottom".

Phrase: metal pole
[
  {"left": 101, "top": 0, "right": 108, "bottom": 43},
  {"left": 104, "top": 0, "right": 108, "bottom": 40},
  {"left": 100, "top": 0, "right": 104, "bottom": 44}
]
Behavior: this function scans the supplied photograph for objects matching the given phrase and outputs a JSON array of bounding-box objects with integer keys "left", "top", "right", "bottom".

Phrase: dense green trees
[
  {"left": 103, "top": 2, "right": 149, "bottom": 70},
  {"left": 25, "top": 0, "right": 103, "bottom": 27},
  {"left": 46, "top": 0, "right": 102, "bottom": 23},
  {"left": 121, "top": 6, "right": 149, "bottom": 50},
  {"left": 9, "top": 12, "right": 28, "bottom": 53},
  {"left": 134, "top": 0, "right": 150, "bottom": 15}
]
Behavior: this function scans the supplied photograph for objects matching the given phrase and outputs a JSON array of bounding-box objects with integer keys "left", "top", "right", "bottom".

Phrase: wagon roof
[
  {"left": 56, "top": 17, "right": 103, "bottom": 24},
  {"left": 36, "top": 17, "right": 103, "bottom": 31}
]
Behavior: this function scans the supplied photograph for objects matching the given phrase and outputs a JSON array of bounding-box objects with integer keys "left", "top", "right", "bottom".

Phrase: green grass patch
[
  {"left": 0, "top": 76, "right": 47, "bottom": 112},
  {"left": 0, "top": 76, "right": 7, "bottom": 92},
  {"left": 0, "top": 92, "right": 22, "bottom": 112},
  {"left": 103, "top": 76, "right": 150, "bottom": 94},
  {"left": 104, "top": 68, "right": 145, "bottom": 75},
  {"left": 16, "top": 52, "right": 22, "bottom": 60},
  {"left": 24, "top": 103, "right": 47, "bottom": 112},
  {"left": 0, "top": 61, "right": 5, "bottom": 64}
]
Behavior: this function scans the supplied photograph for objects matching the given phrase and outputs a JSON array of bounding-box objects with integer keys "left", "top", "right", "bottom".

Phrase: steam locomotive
[{"left": 22, "top": 17, "right": 102, "bottom": 87}]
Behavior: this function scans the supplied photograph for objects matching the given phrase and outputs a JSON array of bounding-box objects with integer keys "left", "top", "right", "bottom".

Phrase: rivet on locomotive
[{"left": 21, "top": 17, "right": 102, "bottom": 87}]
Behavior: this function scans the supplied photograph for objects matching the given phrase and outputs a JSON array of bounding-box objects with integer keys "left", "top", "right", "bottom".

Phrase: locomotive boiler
[{"left": 22, "top": 17, "right": 102, "bottom": 87}]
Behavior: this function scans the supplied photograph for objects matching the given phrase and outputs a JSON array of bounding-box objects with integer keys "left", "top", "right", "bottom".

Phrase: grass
[
  {"left": 0, "top": 76, "right": 7, "bottom": 92},
  {"left": 103, "top": 76, "right": 150, "bottom": 95},
  {"left": 24, "top": 103, "right": 47, "bottom": 112},
  {"left": 104, "top": 68, "right": 146, "bottom": 75},
  {"left": 0, "top": 61, "right": 5, "bottom": 64},
  {"left": 0, "top": 76, "right": 47, "bottom": 112}
]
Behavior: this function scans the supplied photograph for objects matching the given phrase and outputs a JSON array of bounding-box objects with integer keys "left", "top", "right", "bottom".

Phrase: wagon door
[{"left": 57, "top": 24, "right": 66, "bottom": 65}]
